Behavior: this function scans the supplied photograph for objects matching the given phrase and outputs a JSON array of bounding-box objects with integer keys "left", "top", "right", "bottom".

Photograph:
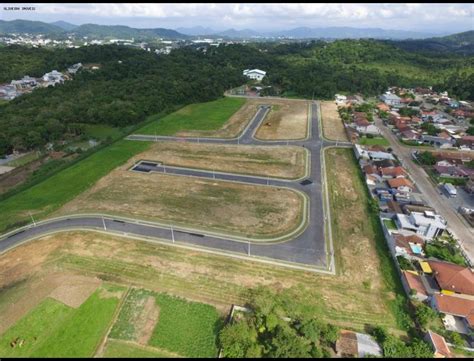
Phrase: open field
[
  {"left": 0, "top": 284, "right": 123, "bottom": 357},
  {"left": 254, "top": 99, "right": 309, "bottom": 140},
  {"left": 358, "top": 136, "right": 390, "bottom": 147},
  {"left": 56, "top": 166, "right": 304, "bottom": 238},
  {"left": 0, "top": 140, "right": 150, "bottom": 234},
  {"left": 137, "top": 97, "right": 247, "bottom": 137},
  {"left": 136, "top": 141, "right": 307, "bottom": 179},
  {"left": 0, "top": 147, "right": 407, "bottom": 337},
  {"left": 320, "top": 101, "right": 348, "bottom": 141},
  {"left": 4, "top": 152, "right": 41, "bottom": 168}
]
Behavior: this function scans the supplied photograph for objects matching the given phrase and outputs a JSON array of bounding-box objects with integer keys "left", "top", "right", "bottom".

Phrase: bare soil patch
[
  {"left": 56, "top": 166, "right": 304, "bottom": 238},
  {"left": 320, "top": 101, "right": 348, "bottom": 141},
  {"left": 254, "top": 99, "right": 309, "bottom": 140},
  {"left": 49, "top": 275, "right": 101, "bottom": 308},
  {"left": 176, "top": 99, "right": 259, "bottom": 138},
  {"left": 137, "top": 297, "right": 160, "bottom": 345},
  {"left": 134, "top": 141, "right": 307, "bottom": 179}
]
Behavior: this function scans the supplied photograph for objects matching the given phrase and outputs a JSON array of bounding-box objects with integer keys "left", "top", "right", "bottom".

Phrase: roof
[
  {"left": 363, "top": 165, "right": 378, "bottom": 175},
  {"left": 336, "top": 330, "right": 381, "bottom": 357},
  {"left": 380, "top": 166, "right": 407, "bottom": 178},
  {"left": 402, "top": 271, "right": 427, "bottom": 296},
  {"left": 382, "top": 93, "right": 401, "bottom": 101},
  {"left": 428, "top": 260, "right": 474, "bottom": 296},
  {"left": 433, "top": 294, "right": 474, "bottom": 327},
  {"left": 419, "top": 261, "right": 433, "bottom": 274},
  {"left": 387, "top": 178, "right": 414, "bottom": 189},
  {"left": 244, "top": 69, "right": 266, "bottom": 75},
  {"left": 426, "top": 330, "right": 452, "bottom": 358}
]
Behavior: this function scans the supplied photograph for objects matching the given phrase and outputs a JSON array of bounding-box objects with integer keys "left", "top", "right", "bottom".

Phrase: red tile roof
[
  {"left": 402, "top": 271, "right": 428, "bottom": 296},
  {"left": 427, "top": 330, "right": 452, "bottom": 358},
  {"left": 380, "top": 166, "right": 407, "bottom": 178},
  {"left": 433, "top": 294, "right": 474, "bottom": 327},
  {"left": 387, "top": 178, "right": 414, "bottom": 190},
  {"left": 429, "top": 260, "right": 474, "bottom": 296}
]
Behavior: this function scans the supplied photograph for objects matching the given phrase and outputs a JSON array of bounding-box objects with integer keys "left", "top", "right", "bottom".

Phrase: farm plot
[
  {"left": 320, "top": 101, "right": 348, "bottom": 141},
  {"left": 0, "top": 284, "right": 124, "bottom": 358},
  {"left": 134, "top": 141, "right": 307, "bottom": 179},
  {"left": 108, "top": 288, "right": 223, "bottom": 358},
  {"left": 102, "top": 339, "right": 181, "bottom": 358},
  {"left": 137, "top": 97, "right": 247, "bottom": 138},
  {"left": 254, "top": 99, "right": 309, "bottom": 140},
  {"left": 57, "top": 167, "right": 304, "bottom": 239}
]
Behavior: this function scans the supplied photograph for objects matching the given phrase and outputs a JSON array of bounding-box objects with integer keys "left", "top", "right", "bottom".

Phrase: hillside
[
  {"left": 70, "top": 23, "right": 188, "bottom": 40},
  {"left": 0, "top": 19, "right": 64, "bottom": 35}
]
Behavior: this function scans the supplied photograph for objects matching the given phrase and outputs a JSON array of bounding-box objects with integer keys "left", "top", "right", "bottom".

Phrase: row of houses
[
  {"left": 355, "top": 142, "right": 473, "bottom": 354},
  {"left": 0, "top": 63, "right": 82, "bottom": 101}
]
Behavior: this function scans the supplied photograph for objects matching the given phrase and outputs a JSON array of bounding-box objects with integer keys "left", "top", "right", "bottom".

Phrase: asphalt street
[{"left": 0, "top": 101, "right": 350, "bottom": 270}]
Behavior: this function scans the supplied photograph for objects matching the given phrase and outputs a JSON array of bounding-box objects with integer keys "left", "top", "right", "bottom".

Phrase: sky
[{"left": 1, "top": 3, "right": 473, "bottom": 34}]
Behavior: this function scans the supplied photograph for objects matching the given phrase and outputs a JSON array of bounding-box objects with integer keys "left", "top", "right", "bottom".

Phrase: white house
[
  {"left": 42, "top": 70, "right": 64, "bottom": 86},
  {"left": 380, "top": 93, "right": 401, "bottom": 106},
  {"left": 395, "top": 211, "right": 447, "bottom": 239},
  {"left": 243, "top": 69, "right": 266, "bottom": 81}
]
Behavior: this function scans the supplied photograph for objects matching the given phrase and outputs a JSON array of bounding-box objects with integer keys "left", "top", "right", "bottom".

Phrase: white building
[
  {"left": 42, "top": 70, "right": 64, "bottom": 86},
  {"left": 380, "top": 93, "right": 401, "bottom": 106},
  {"left": 67, "top": 63, "right": 83, "bottom": 74},
  {"left": 395, "top": 211, "right": 447, "bottom": 239},
  {"left": 243, "top": 69, "right": 266, "bottom": 81}
]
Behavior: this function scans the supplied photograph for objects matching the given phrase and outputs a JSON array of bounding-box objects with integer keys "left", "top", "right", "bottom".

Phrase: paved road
[
  {"left": 375, "top": 117, "right": 474, "bottom": 262},
  {"left": 1, "top": 102, "right": 343, "bottom": 271}
]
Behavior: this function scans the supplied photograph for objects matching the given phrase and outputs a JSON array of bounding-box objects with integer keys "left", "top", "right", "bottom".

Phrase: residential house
[
  {"left": 431, "top": 294, "right": 474, "bottom": 334},
  {"left": 434, "top": 152, "right": 473, "bottom": 166},
  {"left": 380, "top": 93, "right": 401, "bottom": 106},
  {"left": 401, "top": 270, "right": 429, "bottom": 302},
  {"left": 380, "top": 166, "right": 408, "bottom": 179},
  {"left": 387, "top": 178, "right": 415, "bottom": 193},
  {"left": 393, "top": 233, "right": 425, "bottom": 260},
  {"left": 372, "top": 159, "right": 396, "bottom": 169},
  {"left": 395, "top": 211, "right": 447, "bottom": 239},
  {"left": 421, "top": 134, "right": 456, "bottom": 148},
  {"left": 434, "top": 165, "right": 474, "bottom": 179},
  {"left": 400, "top": 129, "right": 421, "bottom": 141},
  {"left": 42, "top": 70, "right": 64, "bottom": 86},
  {"left": 459, "top": 136, "right": 474, "bottom": 150},
  {"left": 336, "top": 330, "right": 382, "bottom": 358},
  {"left": 0, "top": 84, "right": 18, "bottom": 100},
  {"left": 377, "top": 102, "right": 390, "bottom": 112},
  {"left": 428, "top": 260, "right": 474, "bottom": 296},
  {"left": 243, "top": 69, "right": 266, "bottom": 81},
  {"left": 67, "top": 62, "right": 83, "bottom": 74},
  {"left": 424, "top": 330, "right": 452, "bottom": 358},
  {"left": 11, "top": 75, "right": 37, "bottom": 90}
]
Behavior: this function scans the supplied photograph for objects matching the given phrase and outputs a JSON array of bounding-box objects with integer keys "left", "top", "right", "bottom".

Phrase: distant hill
[
  {"left": 387, "top": 30, "right": 474, "bottom": 55},
  {"left": 176, "top": 26, "right": 216, "bottom": 36},
  {"left": 70, "top": 23, "right": 188, "bottom": 40},
  {"left": 51, "top": 20, "right": 78, "bottom": 31},
  {"left": 0, "top": 19, "right": 64, "bottom": 35},
  {"left": 216, "top": 28, "right": 262, "bottom": 38}
]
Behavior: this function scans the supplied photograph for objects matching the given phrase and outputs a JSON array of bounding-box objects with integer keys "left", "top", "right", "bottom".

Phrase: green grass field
[
  {"left": 4, "top": 152, "right": 41, "bottom": 167},
  {"left": 0, "top": 139, "right": 150, "bottom": 233},
  {"left": 0, "top": 284, "right": 124, "bottom": 358},
  {"left": 149, "top": 293, "right": 223, "bottom": 358},
  {"left": 102, "top": 339, "right": 180, "bottom": 358},
  {"left": 358, "top": 136, "right": 390, "bottom": 146},
  {"left": 136, "top": 97, "right": 246, "bottom": 136}
]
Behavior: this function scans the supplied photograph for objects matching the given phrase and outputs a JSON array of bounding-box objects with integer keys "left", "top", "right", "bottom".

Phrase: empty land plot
[
  {"left": 135, "top": 141, "right": 307, "bottom": 179},
  {"left": 254, "top": 99, "right": 309, "bottom": 140},
  {"left": 137, "top": 97, "right": 247, "bottom": 137},
  {"left": 320, "top": 101, "right": 348, "bottom": 141},
  {"left": 57, "top": 168, "right": 304, "bottom": 239}
]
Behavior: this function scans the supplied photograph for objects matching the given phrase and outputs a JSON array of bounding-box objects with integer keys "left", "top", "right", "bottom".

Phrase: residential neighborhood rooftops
[
  {"left": 428, "top": 260, "right": 474, "bottom": 296},
  {"left": 433, "top": 294, "right": 474, "bottom": 327},
  {"left": 425, "top": 330, "right": 452, "bottom": 358},
  {"left": 380, "top": 166, "right": 407, "bottom": 178},
  {"left": 402, "top": 271, "right": 428, "bottom": 296},
  {"left": 387, "top": 178, "right": 414, "bottom": 190}
]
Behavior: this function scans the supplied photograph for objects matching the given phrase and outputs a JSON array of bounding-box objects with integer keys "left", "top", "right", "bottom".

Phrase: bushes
[{"left": 371, "top": 326, "right": 433, "bottom": 358}]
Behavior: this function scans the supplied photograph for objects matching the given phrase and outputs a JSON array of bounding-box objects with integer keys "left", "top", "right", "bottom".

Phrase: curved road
[{"left": 0, "top": 101, "right": 351, "bottom": 272}]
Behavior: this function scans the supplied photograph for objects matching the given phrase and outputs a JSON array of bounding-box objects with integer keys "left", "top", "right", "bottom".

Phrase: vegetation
[
  {"left": 417, "top": 151, "right": 436, "bottom": 165},
  {"left": 358, "top": 136, "right": 390, "bottom": 146},
  {"left": 102, "top": 339, "right": 180, "bottom": 358},
  {"left": 425, "top": 240, "right": 467, "bottom": 266},
  {"left": 149, "top": 292, "right": 223, "bottom": 358},
  {"left": 219, "top": 287, "right": 338, "bottom": 358},
  {"left": 371, "top": 326, "right": 433, "bottom": 358},
  {"left": 397, "top": 256, "right": 415, "bottom": 271},
  {"left": 136, "top": 97, "right": 246, "bottom": 135}
]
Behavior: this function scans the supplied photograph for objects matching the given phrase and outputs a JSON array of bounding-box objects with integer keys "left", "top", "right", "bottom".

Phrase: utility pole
[{"left": 29, "top": 212, "right": 36, "bottom": 227}]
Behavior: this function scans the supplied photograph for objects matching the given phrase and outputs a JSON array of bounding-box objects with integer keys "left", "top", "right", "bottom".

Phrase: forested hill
[
  {"left": 0, "top": 39, "right": 472, "bottom": 156},
  {"left": 0, "top": 19, "right": 64, "bottom": 35}
]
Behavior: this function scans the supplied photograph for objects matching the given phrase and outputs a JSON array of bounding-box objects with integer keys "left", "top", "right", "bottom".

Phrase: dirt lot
[
  {"left": 135, "top": 141, "right": 307, "bottom": 179},
  {"left": 320, "top": 101, "right": 348, "bottom": 141},
  {"left": 175, "top": 99, "right": 260, "bottom": 139},
  {"left": 254, "top": 99, "right": 309, "bottom": 140},
  {"left": 56, "top": 164, "right": 304, "bottom": 239}
]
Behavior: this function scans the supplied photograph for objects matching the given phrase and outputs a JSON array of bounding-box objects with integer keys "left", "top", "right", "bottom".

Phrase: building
[
  {"left": 431, "top": 294, "right": 474, "bottom": 334},
  {"left": 67, "top": 62, "right": 82, "bottom": 74},
  {"left": 424, "top": 330, "right": 452, "bottom": 358},
  {"left": 380, "top": 166, "right": 408, "bottom": 179},
  {"left": 387, "top": 178, "right": 415, "bottom": 193},
  {"left": 11, "top": 75, "right": 37, "bottom": 90},
  {"left": 380, "top": 93, "right": 401, "bottom": 106},
  {"left": 243, "top": 69, "right": 266, "bottom": 81},
  {"left": 428, "top": 260, "right": 474, "bottom": 296},
  {"left": 42, "top": 70, "right": 64, "bottom": 86},
  {"left": 395, "top": 211, "right": 447, "bottom": 239}
]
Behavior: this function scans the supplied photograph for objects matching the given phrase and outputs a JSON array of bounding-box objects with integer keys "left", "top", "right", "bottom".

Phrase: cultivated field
[
  {"left": 136, "top": 141, "right": 307, "bottom": 179},
  {"left": 320, "top": 101, "right": 348, "bottom": 141},
  {"left": 254, "top": 99, "right": 309, "bottom": 140},
  {"left": 137, "top": 97, "right": 247, "bottom": 137},
  {"left": 0, "top": 147, "right": 407, "bottom": 340},
  {"left": 56, "top": 166, "right": 304, "bottom": 239}
]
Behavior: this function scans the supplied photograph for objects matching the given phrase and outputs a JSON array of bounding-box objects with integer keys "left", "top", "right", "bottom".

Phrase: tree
[
  {"left": 320, "top": 323, "right": 339, "bottom": 347},
  {"left": 418, "top": 151, "right": 436, "bottom": 166},
  {"left": 409, "top": 339, "right": 433, "bottom": 358},
  {"left": 267, "top": 324, "right": 312, "bottom": 358},
  {"left": 448, "top": 331, "right": 465, "bottom": 347},
  {"left": 219, "top": 320, "right": 262, "bottom": 358},
  {"left": 467, "top": 126, "right": 474, "bottom": 136},
  {"left": 414, "top": 303, "right": 438, "bottom": 329}
]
